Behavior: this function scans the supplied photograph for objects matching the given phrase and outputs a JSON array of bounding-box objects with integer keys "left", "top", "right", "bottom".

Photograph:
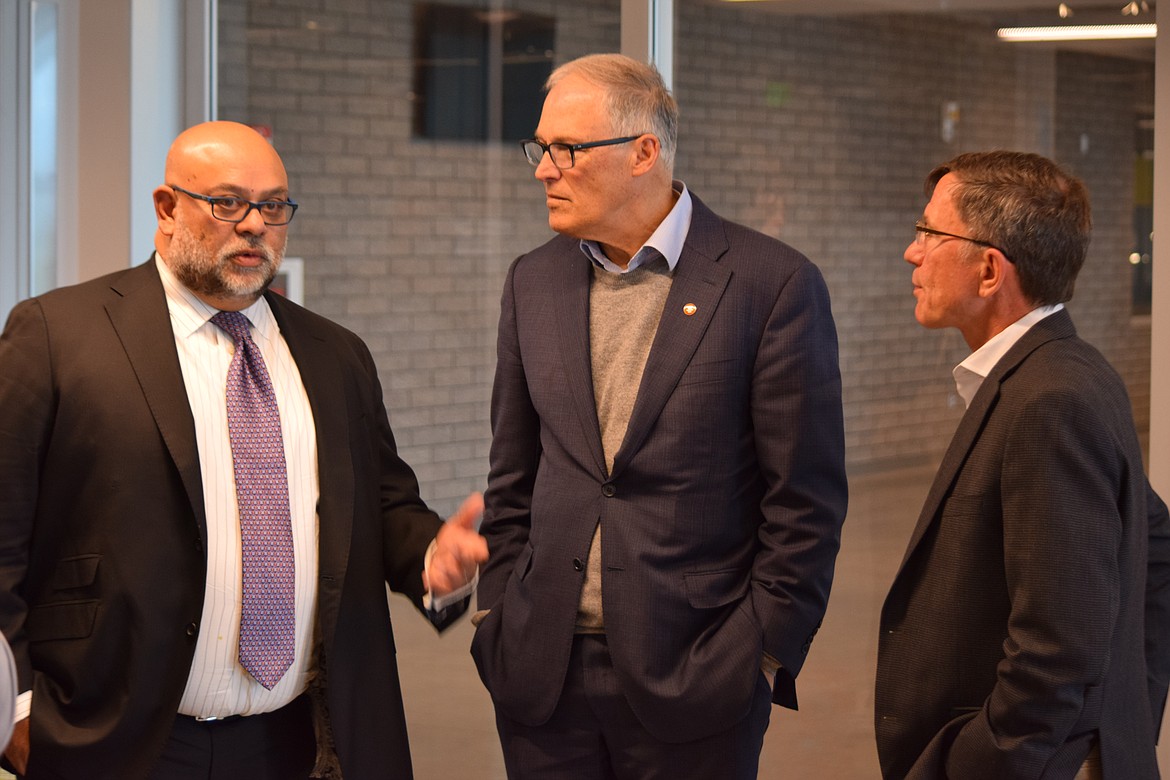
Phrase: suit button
[
  {"left": 185, "top": 622, "right": 198, "bottom": 638},
  {"left": 573, "top": 558, "right": 584, "bottom": 572},
  {"left": 602, "top": 484, "right": 616, "bottom": 497}
]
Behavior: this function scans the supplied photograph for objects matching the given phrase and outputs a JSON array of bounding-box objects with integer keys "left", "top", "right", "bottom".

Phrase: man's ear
[
  {"left": 977, "top": 247, "right": 1014, "bottom": 299},
  {"left": 153, "top": 186, "right": 177, "bottom": 237},
  {"left": 630, "top": 134, "right": 660, "bottom": 177}
]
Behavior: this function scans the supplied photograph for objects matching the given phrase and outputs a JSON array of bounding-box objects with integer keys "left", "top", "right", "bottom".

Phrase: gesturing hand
[{"left": 423, "top": 493, "right": 488, "bottom": 597}]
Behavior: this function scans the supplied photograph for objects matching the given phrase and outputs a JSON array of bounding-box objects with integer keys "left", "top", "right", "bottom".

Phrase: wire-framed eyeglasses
[
  {"left": 914, "top": 221, "right": 1011, "bottom": 261},
  {"left": 170, "top": 184, "right": 298, "bottom": 226}
]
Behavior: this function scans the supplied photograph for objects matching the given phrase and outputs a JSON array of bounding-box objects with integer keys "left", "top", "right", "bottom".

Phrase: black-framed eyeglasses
[
  {"left": 170, "top": 184, "right": 298, "bottom": 226},
  {"left": 914, "top": 221, "right": 1010, "bottom": 260},
  {"left": 520, "top": 135, "right": 643, "bottom": 170}
]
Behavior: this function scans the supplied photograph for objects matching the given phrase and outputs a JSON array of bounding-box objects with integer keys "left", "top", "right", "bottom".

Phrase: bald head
[
  {"left": 153, "top": 121, "right": 292, "bottom": 311},
  {"left": 164, "top": 121, "right": 287, "bottom": 196}
]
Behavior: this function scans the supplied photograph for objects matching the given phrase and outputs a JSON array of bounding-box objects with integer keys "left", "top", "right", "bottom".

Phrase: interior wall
[{"left": 675, "top": 6, "right": 1152, "bottom": 472}]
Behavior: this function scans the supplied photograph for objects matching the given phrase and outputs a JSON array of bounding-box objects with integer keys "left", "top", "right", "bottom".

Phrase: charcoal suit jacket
[
  {"left": 471, "top": 192, "right": 848, "bottom": 743},
  {"left": 875, "top": 309, "right": 1170, "bottom": 779},
  {"left": 0, "top": 257, "right": 459, "bottom": 778}
]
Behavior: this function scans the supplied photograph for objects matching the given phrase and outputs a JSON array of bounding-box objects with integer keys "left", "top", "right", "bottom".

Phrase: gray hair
[
  {"left": 546, "top": 53, "right": 679, "bottom": 172},
  {"left": 927, "top": 151, "right": 1091, "bottom": 306}
]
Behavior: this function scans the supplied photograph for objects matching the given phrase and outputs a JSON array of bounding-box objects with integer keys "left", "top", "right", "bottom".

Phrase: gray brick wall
[
  {"left": 1054, "top": 52, "right": 1154, "bottom": 438},
  {"left": 218, "top": 1, "right": 1153, "bottom": 508}
]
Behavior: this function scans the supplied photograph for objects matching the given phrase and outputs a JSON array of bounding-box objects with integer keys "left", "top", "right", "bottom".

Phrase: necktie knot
[{"left": 211, "top": 310, "right": 252, "bottom": 344}]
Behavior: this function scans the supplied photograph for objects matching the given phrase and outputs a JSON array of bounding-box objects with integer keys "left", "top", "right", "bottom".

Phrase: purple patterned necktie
[{"left": 211, "top": 310, "right": 295, "bottom": 690}]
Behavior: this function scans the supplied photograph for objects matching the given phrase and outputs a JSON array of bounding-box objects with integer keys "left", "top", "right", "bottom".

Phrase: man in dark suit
[
  {"left": 0, "top": 121, "right": 488, "bottom": 778},
  {"left": 875, "top": 150, "right": 1170, "bottom": 779},
  {"left": 471, "top": 53, "right": 848, "bottom": 778}
]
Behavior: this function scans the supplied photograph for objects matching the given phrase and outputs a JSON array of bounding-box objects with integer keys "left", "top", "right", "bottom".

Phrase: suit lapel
[
  {"left": 897, "top": 384, "right": 1000, "bottom": 570},
  {"left": 266, "top": 295, "right": 353, "bottom": 597},
  {"left": 556, "top": 248, "right": 609, "bottom": 477},
  {"left": 610, "top": 198, "right": 732, "bottom": 479},
  {"left": 895, "top": 310, "right": 1077, "bottom": 573},
  {"left": 105, "top": 259, "right": 207, "bottom": 540}
]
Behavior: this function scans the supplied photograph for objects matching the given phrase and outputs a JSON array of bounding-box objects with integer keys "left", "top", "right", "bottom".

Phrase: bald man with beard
[{"left": 0, "top": 121, "right": 486, "bottom": 779}]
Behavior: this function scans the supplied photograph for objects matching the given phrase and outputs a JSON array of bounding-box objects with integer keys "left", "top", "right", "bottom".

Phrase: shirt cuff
[
  {"left": 421, "top": 539, "right": 480, "bottom": 613},
  {"left": 15, "top": 690, "right": 30, "bottom": 722}
]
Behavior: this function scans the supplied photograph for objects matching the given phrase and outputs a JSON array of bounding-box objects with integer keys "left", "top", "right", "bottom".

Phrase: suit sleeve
[
  {"left": 1145, "top": 481, "right": 1170, "bottom": 736},
  {"left": 348, "top": 335, "right": 454, "bottom": 627},
  {"left": 748, "top": 259, "right": 847, "bottom": 705},
  {"left": 941, "top": 388, "right": 1126, "bottom": 777},
  {"left": 477, "top": 258, "right": 541, "bottom": 611},
  {"left": 0, "top": 301, "right": 54, "bottom": 693}
]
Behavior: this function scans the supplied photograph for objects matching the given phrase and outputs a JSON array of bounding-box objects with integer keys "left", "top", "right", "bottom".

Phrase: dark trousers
[
  {"left": 147, "top": 694, "right": 316, "bottom": 780},
  {"left": 494, "top": 634, "right": 772, "bottom": 780}
]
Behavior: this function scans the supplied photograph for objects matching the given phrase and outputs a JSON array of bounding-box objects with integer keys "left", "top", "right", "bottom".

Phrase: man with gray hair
[
  {"left": 471, "top": 53, "right": 848, "bottom": 778},
  {"left": 876, "top": 151, "right": 1170, "bottom": 779}
]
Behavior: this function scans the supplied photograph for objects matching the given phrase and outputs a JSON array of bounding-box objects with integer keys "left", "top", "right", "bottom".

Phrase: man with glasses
[
  {"left": 472, "top": 53, "right": 847, "bottom": 778},
  {"left": 875, "top": 150, "right": 1170, "bottom": 779},
  {"left": 0, "top": 120, "right": 487, "bottom": 778}
]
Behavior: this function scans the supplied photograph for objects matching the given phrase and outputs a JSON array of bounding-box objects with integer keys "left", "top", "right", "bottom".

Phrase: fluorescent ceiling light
[{"left": 997, "top": 24, "right": 1156, "bottom": 42}]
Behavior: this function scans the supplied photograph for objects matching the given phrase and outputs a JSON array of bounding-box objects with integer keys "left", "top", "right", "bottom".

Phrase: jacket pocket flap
[
  {"left": 51, "top": 555, "right": 101, "bottom": 590},
  {"left": 684, "top": 568, "right": 749, "bottom": 609},
  {"left": 27, "top": 600, "right": 99, "bottom": 642}
]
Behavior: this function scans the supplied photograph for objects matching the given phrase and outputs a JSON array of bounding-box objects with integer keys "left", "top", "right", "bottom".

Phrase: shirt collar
[
  {"left": 952, "top": 303, "right": 1064, "bottom": 408},
  {"left": 155, "top": 251, "right": 280, "bottom": 345},
  {"left": 580, "top": 181, "right": 693, "bottom": 274}
]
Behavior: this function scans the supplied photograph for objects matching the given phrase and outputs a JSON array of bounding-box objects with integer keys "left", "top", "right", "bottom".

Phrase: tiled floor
[
  {"left": 392, "top": 465, "right": 1170, "bottom": 779},
  {"left": 5, "top": 466, "right": 1165, "bottom": 777}
]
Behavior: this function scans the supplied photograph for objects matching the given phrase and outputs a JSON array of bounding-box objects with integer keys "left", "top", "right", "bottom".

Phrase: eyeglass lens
[
  {"left": 213, "top": 198, "right": 296, "bottom": 225},
  {"left": 522, "top": 141, "right": 573, "bottom": 169}
]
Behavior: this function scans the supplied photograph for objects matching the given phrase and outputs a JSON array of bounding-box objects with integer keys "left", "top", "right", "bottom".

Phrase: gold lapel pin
[{"left": 683, "top": 303, "right": 698, "bottom": 316}]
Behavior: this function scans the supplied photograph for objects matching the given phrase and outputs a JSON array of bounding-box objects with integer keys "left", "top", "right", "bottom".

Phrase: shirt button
[{"left": 602, "top": 484, "right": 616, "bottom": 497}]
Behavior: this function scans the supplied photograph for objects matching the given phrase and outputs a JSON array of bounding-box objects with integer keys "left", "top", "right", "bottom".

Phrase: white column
[
  {"left": 67, "top": 0, "right": 211, "bottom": 284},
  {"left": 72, "top": 0, "right": 132, "bottom": 284},
  {"left": 1148, "top": 4, "right": 1169, "bottom": 766},
  {"left": 621, "top": 0, "right": 674, "bottom": 91},
  {"left": 0, "top": 0, "right": 23, "bottom": 318},
  {"left": 1152, "top": 7, "right": 1169, "bottom": 493}
]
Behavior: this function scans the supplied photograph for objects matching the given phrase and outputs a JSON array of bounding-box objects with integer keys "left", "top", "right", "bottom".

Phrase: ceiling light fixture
[
  {"left": 1058, "top": 3, "right": 1073, "bottom": 18},
  {"left": 997, "top": 23, "right": 1156, "bottom": 41}
]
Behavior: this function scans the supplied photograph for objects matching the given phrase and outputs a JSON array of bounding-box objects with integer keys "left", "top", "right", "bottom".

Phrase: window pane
[
  {"left": 411, "top": 4, "right": 554, "bottom": 141},
  {"left": 216, "top": 0, "right": 618, "bottom": 516}
]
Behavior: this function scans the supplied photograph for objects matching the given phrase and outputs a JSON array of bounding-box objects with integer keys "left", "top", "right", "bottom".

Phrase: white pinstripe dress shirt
[{"left": 158, "top": 257, "right": 320, "bottom": 718}]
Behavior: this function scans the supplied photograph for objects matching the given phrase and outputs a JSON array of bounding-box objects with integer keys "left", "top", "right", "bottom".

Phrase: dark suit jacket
[
  {"left": 875, "top": 309, "right": 1170, "bottom": 779},
  {"left": 0, "top": 258, "right": 458, "bottom": 779},
  {"left": 471, "top": 193, "right": 848, "bottom": 743}
]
